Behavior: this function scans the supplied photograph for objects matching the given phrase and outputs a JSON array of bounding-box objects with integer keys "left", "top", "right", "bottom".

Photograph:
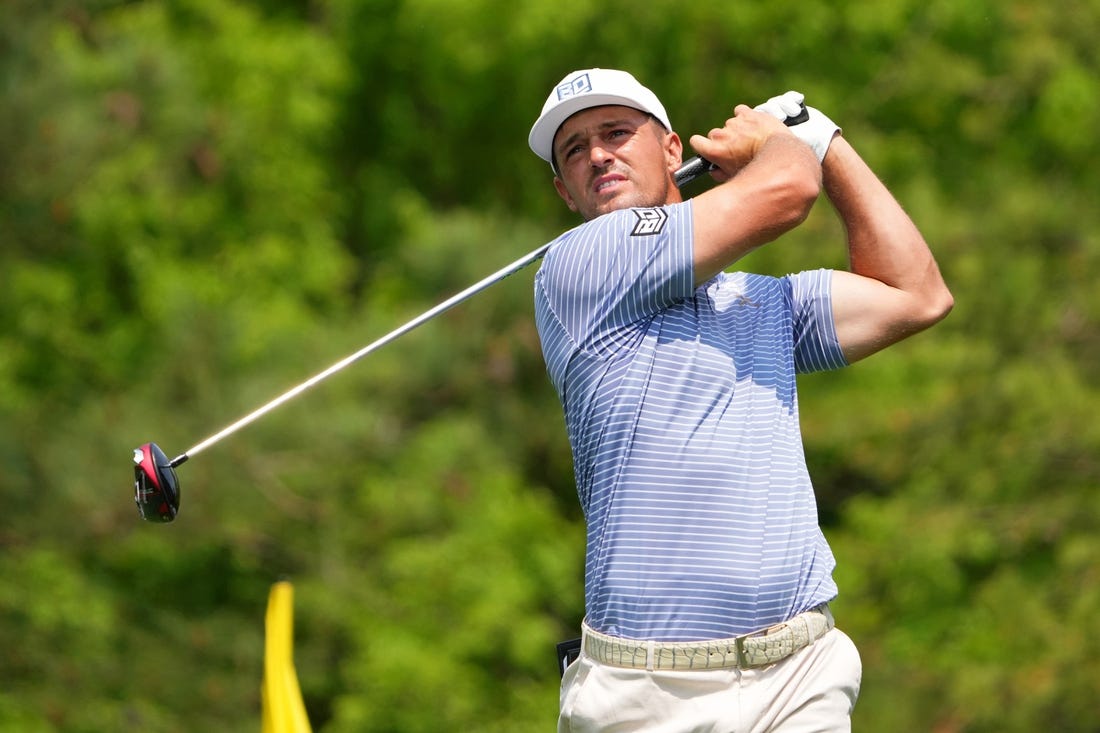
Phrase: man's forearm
[
  {"left": 819, "top": 135, "right": 953, "bottom": 362},
  {"left": 823, "top": 136, "right": 949, "bottom": 300}
]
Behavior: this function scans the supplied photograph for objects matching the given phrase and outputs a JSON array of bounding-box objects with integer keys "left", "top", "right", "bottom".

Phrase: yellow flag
[{"left": 261, "top": 581, "right": 313, "bottom": 733}]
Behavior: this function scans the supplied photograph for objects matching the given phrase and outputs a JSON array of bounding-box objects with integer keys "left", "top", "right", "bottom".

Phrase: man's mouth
[{"left": 593, "top": 174, "right": 627, "bottom": 194}]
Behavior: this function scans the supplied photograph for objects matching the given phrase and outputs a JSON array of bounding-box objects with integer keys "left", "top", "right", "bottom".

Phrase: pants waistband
[{"left": 581, "top": 603, "right": 834, "bottom": 672}]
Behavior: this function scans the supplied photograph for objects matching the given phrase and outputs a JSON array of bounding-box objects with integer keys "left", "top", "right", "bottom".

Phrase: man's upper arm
[{"left": 830, "top": 269, "right": 945, "bottom": 363}]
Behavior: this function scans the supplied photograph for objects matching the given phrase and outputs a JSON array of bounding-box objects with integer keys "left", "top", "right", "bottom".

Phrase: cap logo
[
  {"left": 631, "top": 207, "right": 668, "bottom": 236},
  {"left": 556, "top": 73, "right": 593, "bottom": 101}
]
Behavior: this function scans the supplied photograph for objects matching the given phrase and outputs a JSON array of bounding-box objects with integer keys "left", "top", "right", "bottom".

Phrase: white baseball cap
[{"left": 528, "top": 68, "right": 672, "bottom": 164}]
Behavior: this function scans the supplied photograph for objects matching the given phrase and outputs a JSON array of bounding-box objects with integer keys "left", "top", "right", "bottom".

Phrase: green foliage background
[{"left": 2, "top": 0, "right": 1098, "bottom": 730}]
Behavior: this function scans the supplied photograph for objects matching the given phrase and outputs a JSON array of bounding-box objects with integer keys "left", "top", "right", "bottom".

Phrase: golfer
[{"left": 529, "top": 68, "right": 953, "bottom": 732}]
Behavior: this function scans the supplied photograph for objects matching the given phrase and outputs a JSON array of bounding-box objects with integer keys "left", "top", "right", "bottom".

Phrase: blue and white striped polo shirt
[{"left": 534, "top": 201, "right": 848, "bottom": 642}]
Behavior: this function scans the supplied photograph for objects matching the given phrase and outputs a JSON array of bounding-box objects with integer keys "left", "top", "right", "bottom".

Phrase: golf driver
[{"left": 134, "top": 104, "right": 809, "bottom": 522}]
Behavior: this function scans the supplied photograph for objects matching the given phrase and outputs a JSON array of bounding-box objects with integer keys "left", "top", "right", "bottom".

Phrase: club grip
[
  {"left": 674, "top": 156, "right": 713, "bottom": 189},
  {"left": 674, "top": 103, "right": 810, "bottom": 189},
  {"left": 785, "top": 105, "right": 810, "bottom": 126}
]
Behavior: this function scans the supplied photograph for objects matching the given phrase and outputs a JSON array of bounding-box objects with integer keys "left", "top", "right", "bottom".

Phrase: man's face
[{"left": 552, "top": 105, "right": 683, "bottom": 221}]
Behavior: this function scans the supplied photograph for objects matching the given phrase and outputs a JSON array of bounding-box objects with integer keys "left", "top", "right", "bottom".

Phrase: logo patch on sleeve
[{"left": 631, "top": 207, "right": 668, "bottom": 236}]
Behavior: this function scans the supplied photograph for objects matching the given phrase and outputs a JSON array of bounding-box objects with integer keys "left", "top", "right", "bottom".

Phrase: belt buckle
[
  {"left": 733, "top": 635, "right": 751, "bottom": 668},
  {"left": 734, "top": 622, "right": 786, "bottom": 668}
]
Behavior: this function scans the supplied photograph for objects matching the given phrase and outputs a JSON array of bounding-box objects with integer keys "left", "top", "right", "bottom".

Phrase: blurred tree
[{"left": 1, "top": 0, "right": 1098, "bottom": 731}]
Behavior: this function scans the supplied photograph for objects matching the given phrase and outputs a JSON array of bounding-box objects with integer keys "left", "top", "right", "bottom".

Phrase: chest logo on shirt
[{"left": 631, "top": 207, "right": 668, "bottom": 236}]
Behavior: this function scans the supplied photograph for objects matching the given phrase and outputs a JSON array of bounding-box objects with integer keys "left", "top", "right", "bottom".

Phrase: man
[{"left": 528, "top": 68, "right": 953, "bottom": 732}]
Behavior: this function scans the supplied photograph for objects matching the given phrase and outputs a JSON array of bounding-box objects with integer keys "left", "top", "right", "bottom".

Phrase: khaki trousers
[{"left": 558, "top": 628, "right": 861, "bottom": 733}]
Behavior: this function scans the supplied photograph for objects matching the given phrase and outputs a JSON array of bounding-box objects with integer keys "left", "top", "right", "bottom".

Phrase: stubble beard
[{"left": 582, "top": 175, "right": 672, "bottom": 222}]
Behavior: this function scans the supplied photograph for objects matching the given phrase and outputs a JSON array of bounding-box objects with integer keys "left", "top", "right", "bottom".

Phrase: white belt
[{"left": 582, "top": 604, "right": 834, "bottom": 671}]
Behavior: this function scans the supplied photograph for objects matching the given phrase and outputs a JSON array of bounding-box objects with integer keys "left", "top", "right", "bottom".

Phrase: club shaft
[
  {"left": 177, "top": 242, "right": 552, "bottom": 462},
  {"left": 174, "top": 156, "right": 713, "bottom": 464}
]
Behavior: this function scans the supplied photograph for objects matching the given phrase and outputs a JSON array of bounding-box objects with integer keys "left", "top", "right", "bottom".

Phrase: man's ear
[
  {"left": 553, "top": 176, "right": 579, "bottom": 213},
  {"left": 665, "top": 131, "right": 684, "bottom": 174}
]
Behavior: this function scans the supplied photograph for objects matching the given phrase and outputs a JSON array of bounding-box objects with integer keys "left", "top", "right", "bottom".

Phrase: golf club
[{"left": 133, "top": 104, "right": 809, "bottom": 522}]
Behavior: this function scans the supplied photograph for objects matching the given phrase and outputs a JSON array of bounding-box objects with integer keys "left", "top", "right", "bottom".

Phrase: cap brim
[{"left": 528, "top": 94, "right": 659, "bottom": 163}]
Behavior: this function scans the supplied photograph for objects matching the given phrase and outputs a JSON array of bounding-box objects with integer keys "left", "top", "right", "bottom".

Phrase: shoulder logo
[{"left": 631, "top": 207, "right": 668, "bottom": 236}]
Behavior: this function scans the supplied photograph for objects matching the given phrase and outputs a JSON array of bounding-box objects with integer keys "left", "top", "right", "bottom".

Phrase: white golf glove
[{"left": 755, "top": 91, "right": 840, "bottom": 163}]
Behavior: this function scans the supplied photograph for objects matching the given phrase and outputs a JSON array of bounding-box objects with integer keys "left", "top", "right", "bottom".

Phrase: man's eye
[{"left": 565, "top": 145, "right": 584, "bottom": 159}]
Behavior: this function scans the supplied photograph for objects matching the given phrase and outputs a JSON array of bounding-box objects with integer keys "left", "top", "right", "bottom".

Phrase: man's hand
[
  {"left": 688, "top": 105, "right": 797, "bottom": 183},
  {"left": 755, "top": 91, "right": 841, "bottom": 163},
  {"left": 688, "top": 105, "right": 821, "bottom": 286}
]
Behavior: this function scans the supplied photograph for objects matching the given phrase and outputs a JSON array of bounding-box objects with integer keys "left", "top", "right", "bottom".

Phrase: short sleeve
[
  {"left": 787, "top": 268, "right": 848, "bottom": 373},
  {"left": 535, "top": 202, "right": 694, "bottom": 357}
]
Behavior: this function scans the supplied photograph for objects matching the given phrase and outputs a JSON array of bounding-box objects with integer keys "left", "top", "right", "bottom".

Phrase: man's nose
[{"left": 588, "top": 143, "right": 613, "bottom": 168}]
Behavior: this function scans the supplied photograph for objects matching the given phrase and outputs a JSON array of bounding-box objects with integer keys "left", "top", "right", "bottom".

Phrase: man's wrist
[{"left": 754, "top": 91, "right": 841, "bottom": 163}]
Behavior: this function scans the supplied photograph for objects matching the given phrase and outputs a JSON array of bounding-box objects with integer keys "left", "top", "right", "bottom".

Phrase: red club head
[{"left": 133, "top": 443, "right": 181, "bottom": 522}]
